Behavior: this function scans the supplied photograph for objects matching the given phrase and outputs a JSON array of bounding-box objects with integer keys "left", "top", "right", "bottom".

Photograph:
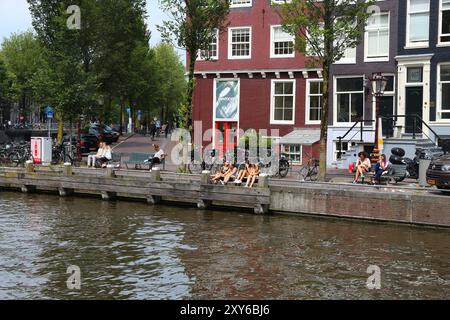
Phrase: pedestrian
[
  {"left": 146, "top": 144, "right": 165, "bottom": 171},
  {"left": 374, "top": 154, "right": 390, "bottom": 184},
  {"left": 353, "top": 151, "right": 371, "bottom": 184}
]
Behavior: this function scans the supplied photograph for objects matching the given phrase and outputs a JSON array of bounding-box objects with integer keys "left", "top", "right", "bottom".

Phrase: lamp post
[{"left": 369, "top": 73, "right": 388, "bottom": 151}]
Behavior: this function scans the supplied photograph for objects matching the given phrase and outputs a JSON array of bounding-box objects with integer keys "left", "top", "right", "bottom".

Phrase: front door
[
  {"left": 380, "top": 96, "right": 394, "bottom": 137},
  {"left": 405, "top": 87, "right": 423, "bottom": 134},
  {"left": 215, "top": 121, "right": 237, "bottom": 159}
]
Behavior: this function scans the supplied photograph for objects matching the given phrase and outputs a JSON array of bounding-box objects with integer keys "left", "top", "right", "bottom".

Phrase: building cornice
[
  {"left": 193, "top": 68, "right": 322, "bottom": 79},
  {"left": 395, "top": 54, "right": 434, "bottom": 62}
]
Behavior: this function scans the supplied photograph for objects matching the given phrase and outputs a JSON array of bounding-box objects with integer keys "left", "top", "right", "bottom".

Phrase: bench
[
  {"left": 108, "top": 153, "right": 122, "bottom": 168},
  {"left": 370, "top": 164, "right": 408, "bottom": 184},
  {"left": 124, "top": 153, "right": 166, "bottom": 170}
]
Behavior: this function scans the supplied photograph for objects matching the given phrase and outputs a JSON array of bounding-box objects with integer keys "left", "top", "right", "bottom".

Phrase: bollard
[
  {"left": 419, "top": 159, "right": 432, "bottom": 187},
  {"left": 63, "top": 162, "right": 73, "bottom": 176},
  {"left": 201, "top": 170, "right": 211, "bottom": 184},
  {"left": 151, "top": 167, "right": 161, "bottom": 181},
  {"left": 105, "top": 164, "right": 116, "bottom": 178},
  {"left": 25, "top": 160, "right": 34, "bottom": 174},
  {"left": 257, "top": 173, "right": 268, "bottom": 188}
]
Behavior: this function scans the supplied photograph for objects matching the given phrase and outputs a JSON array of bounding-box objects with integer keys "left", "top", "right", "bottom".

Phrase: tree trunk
[
  {"left": 119, "top": 96, "right": 124, "bottom": 135},
  {"left": 57, "top": 112, "right": 64, "bottom": 144},
  {"left": 317, "top": 63, "right": 330, "bottom": 182}
]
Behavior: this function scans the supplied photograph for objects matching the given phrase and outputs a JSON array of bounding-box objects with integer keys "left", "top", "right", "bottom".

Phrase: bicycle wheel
[
  {"left": 188, "top": 161, "right": 203, "bottom": 174},
  {"left": 9, "top": 152, "right": 20, "bottom": 167},
  {"left": 297, "top": 167, "right": 309, "bottom": 181},
  {"left": 278, "top": 159, "right": 290, "bottom": 178},
  {"left": 309, "top": 166, "right": 319, "bottom": 181}
]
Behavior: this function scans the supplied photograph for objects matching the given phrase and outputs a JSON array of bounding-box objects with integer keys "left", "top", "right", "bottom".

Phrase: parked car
[
  {"left": 93, "top": 124, "right": 120, "bottom": 142},
  {"left": 63, "top": 134, "right": 99, "bottom": 155},
  {"left": 427, "top": 154, "right": 450, "bottom": 192},
  {"left": 89, "top": 125, "right": 115, "bottom": 143}
]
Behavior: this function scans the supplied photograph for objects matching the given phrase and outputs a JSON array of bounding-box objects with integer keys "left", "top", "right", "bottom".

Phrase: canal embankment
[{"left": 0, "top": 164, "right": 449, "bottom": 228}]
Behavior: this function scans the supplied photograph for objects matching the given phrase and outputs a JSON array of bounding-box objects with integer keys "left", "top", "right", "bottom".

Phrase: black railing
[{"left": 336, "top": 114, "right": 443, "bottom": 161}]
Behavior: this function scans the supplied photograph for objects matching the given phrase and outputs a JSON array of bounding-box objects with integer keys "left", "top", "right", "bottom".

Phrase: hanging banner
[
  {"left": 378, "top": 117, "right": 384, "bottom": 153},
  {"left": 215, "top": 80, "right": 239, "bottom": 121}
]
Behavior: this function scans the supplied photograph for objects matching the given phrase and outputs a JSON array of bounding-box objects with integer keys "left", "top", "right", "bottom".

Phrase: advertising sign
[
  {"left": 31, "top": 138, "right": 42, "bottom": 164},
  {"left": 215, "top": 80, "right": 239, "bottom": 121}
]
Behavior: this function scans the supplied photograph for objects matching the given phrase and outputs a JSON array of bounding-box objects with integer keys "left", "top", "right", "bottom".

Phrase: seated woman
[
  {"left": 374, "top": 154, "right": 389, "bottom": 184},
  {"left": 353, "top": 151, "right": 371, "bottom": 184},
  {"left": 96, "top": 143, "right": 112, "bottom": 168},
  {"left": 211, "top": 162, "right": 231, "bottom": 184},
  {"left": 88, "top": 142, "right": 104, "bottom": 167},
  {"left": 148, "top": 144, "right": 165, "bottom": 171},
  {"left": 222, "top": 164, "right": 238, "bottom": 185},
  {"left": 245, "top": 164, "right": 260, "bottom": 188},
  {"left": 234, "top": 160, "right": 250, "bottom": 185}
]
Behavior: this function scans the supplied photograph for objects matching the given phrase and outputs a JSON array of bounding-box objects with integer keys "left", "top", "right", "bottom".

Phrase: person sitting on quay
[
  {"left": 245, "top": 163, "right": 260, "bottom": 188},
  {"left": 147, "top": 144, "right": 165, "bottom": 171},
  {"left": 96, "top": 142, "right": 112, "bottom": 168},
  {"left": 87, "top": 141, "right": 104, "bottom": 168},
  {"left": 234, "top": 160, "right": 250, "bottom": 185},
  {"left": 222, "top": 163, "right": 238, "bottom": 185},
  {"left": 373, "top": 154, "right": 390, "bottom": 184},
  {"left": 353, "top": 151, "right": 371, "bottom": 184},
  {"left": 211, "top": 161, "right": 231, "bottom": 184}
]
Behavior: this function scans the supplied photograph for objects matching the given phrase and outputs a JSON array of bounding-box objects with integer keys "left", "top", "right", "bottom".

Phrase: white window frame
[
  {"left": 197, "top": 29, "right": 219, "bottom": 61},
  {"left": 405, "top": 0, "right": 430, "bottom": 49},
  {"left": 305, "top": 79, "right": 323, "bottom": 125},
  {"left": 333, "top": 75, "right": 365, "bottom": 126},
  {"left": 228, "top": 26, "right": 252, "bottom": 60},
  {"left": 270, "top": 25, "right": 295, "bottom": 58},
  {"left": 283, "top": 144, "right": 302, "bottom": 165},
  {"left": 438, "top": 0, "right": 450, "bottom": 46},
  {"left": 230, "top": 0, "right": 252, "bottom": 8},
  {"left": 270, "top": 79, "right": 296, "bottom": 125},
  {"left": 437, "top": 63, "right": 450, "bottom": 122},
  {"left": 364, "top": 12, "right": 390, "bottom": 62}
]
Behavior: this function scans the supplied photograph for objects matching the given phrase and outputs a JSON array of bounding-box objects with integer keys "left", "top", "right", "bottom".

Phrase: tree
[
  {"left": 1, "top": 31, "right": 45, "bottom": 121},
  {"left": 158, "top": 0, "right": 230, "bottom": 131},
  {"left": 278, "top": 0, "right": 375, "bottom": 181},
  {"left": 0, "top": 57, "right": 12, "bottom": 124},
  {"left": 153, "top": 43, "right": 186, "bottom": 124}
]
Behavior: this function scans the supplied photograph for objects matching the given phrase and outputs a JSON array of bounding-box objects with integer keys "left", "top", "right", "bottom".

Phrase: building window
[
  {"left": 335, "top": 77, "right": 364, "bottom": 124},
  {"left": 334, "top": 141, "right": 349, "bottom": 161},
  {"left": 365, "top": 12, "right": 390, "bottom": 61},
  {"left": 270, "top": 26, "right": 294, "bottom": 58},
  {"left": 230, "top": 0, "right": 252, "bottom": 8},
  {"left": 438, "top": 64, "right": 450, "bottom": 120},
  {"left": 198, "top": 30, "right": 218, "bottom": 60},
  {"left": 407, "top": 67, "right": 423, "bottom": 83},
  {"left": 283, "top": 144, "right": 302, "bottom": 164},
  {"left": 228, "top": 27, "right": 251, "bottom": 59},
  {"left": 407, "top": 0, "right": 430, "bottom": 47},
  {"left": 440, "top": 0, "right": 450, "bottom": 43},
  {"left": 306, "top": 79, "right": 323, "bottom": 124},
  {"left": 271, "top": 80, "right": 296, "bottom": 124}
]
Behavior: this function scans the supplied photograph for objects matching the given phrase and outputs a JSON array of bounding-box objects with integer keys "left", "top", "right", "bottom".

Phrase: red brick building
[{"left": 191, "top": 0, "right": 322, "bottom": 164}]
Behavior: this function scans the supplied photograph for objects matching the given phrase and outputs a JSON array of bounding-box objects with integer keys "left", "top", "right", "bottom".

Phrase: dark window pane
[
  {"left": 443, "top": 83, "right": 450, "bottom": 111},
  {"left": 350, "top": 93, "right": 364, "bottom": 122},
  {"left": 407, "top": 67, "right": 423, "bottom": 83},
  {"left": 441, "top": 65, "right": 450, "bottom": 81},
  {"left": 384, "top": 76, "right": 395, "bottom": 92},
  {"left": 441, "top": 10, "right": 450, "bottom": 39},
  {"left": 337, "top": 77, "right": 363, "bottom": 92},
  {"left": 337, "top": 94, "right": 350, "bottom": 122}
]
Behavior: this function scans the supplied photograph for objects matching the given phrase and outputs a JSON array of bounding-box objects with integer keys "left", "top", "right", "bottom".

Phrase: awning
[{"left": 280, "top": 128, "right": 321, "bottom": 145}]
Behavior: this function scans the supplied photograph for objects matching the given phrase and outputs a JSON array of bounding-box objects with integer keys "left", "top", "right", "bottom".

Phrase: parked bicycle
[
  {"left": 297, "top": 153, "right": 319, "bottom": 181},
  {"left": 188, "top": 147, "right": 221, "bottom": 174},
  {"left": 52, "top": 142, "right": 80, "bottom": 166}
]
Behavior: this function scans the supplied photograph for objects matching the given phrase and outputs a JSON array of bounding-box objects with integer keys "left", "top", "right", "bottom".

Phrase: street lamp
[{"left": 369, "top": 73, "right": 388, "bottom": 151}]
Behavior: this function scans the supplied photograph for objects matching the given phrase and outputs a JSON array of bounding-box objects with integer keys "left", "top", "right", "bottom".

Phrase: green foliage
[
  {"left": 158, "top": 0, "right": 230, "bottom": 131},
  {"left": 0, "top": 31, "right": 45, "bottom": 116},
  {"left": 278, "top": 0, "right": 376, "bottom": 65}
]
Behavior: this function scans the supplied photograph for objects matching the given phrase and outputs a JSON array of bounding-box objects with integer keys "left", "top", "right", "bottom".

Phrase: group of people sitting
[
  {"left": 87, "top": 141, "right": 112, "bottom": 168},
  {"left": 353, "top": 151, "right": 390, "bottom": 184},
  {"left": 211, "top": 160, "right": 261, "bottom": 188}
]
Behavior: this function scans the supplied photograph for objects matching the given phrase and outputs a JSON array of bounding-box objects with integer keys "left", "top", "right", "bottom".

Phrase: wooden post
[
  {"left": 201, "top": 170, "right": 210, "bottom": 184},
  {"left": 151, "top": 167, "right": 161, "bottom": 181},
  {"left": 101, "top": 191, "right": 116, "bottom": 201},
  {"left": 105, "top": 164, "right": 116, "bottom": 178},
  {"left": 25, "top": 160, "right": 34, "bottom": 174},
  {"left": 63, "top": 162, "right": 73, "bottom": 176},
  {"left": 257, "top": 173, "right": 268, "bottom": 189}
]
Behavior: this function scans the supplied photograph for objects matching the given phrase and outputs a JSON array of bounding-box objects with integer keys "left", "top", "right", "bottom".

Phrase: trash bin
[{"left": 418, "top": 157, "right": 432, "bottom": 187}]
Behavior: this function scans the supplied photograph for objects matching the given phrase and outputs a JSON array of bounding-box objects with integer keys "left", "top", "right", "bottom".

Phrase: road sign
[{"left": 45, "top": 106, "right": 54, "bottom": 119}]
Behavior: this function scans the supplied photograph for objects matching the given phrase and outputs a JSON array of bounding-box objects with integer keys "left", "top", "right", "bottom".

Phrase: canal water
[{"left": 0, "top": 192, "right": 449, "bottom": 300}]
